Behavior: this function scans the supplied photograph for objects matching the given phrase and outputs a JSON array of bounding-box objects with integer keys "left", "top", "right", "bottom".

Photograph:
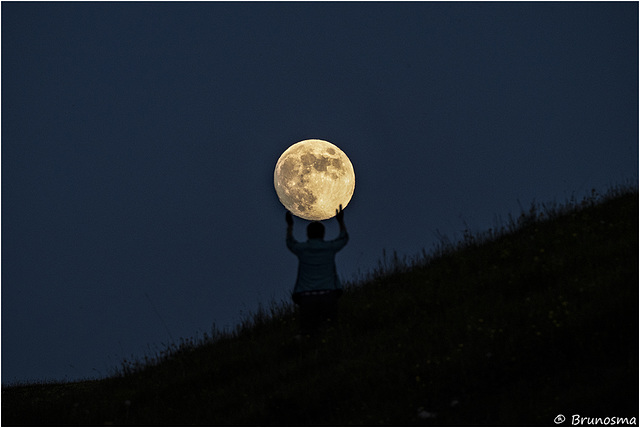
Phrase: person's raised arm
[
  {"left": 336, "top": 204, "right": 347, "bottom": 234},
  {"left": 286, "top": 210, "right": 294, "bottom": 239}
]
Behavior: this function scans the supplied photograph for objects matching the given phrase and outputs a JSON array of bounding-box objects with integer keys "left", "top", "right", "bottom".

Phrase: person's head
[{"left": 307, "top": 221, "right": 325, "bottom": 240}]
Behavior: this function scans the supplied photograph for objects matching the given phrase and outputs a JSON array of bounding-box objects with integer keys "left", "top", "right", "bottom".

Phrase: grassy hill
[{"left": 3, "top": 187, "right": 638, "bottom": 426}]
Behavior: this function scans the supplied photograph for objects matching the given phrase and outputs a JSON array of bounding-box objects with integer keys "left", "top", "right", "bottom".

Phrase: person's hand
[
  {"left": 286, "top": 211, "right": 294, "bottom": 227},
  {"left": 335, "top": 204, "right": 344, "bottom": 223}
]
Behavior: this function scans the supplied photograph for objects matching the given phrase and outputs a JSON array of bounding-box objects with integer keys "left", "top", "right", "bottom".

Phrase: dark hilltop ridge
[{"left": 3, "top": 185, "right": 638, "bottom": 426}]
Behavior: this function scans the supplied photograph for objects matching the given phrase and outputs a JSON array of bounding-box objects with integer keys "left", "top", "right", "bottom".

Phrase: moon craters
[{"left": 274, "top": 139, "right": 355, "bottom": 221}]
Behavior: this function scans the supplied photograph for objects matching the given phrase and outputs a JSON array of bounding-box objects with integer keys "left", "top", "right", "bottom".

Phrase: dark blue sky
[{"left": 2, "top": 2, "right": 637, "bottom": 383}]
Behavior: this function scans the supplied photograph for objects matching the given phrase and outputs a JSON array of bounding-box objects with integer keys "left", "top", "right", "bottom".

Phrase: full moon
[{"left": 274, "top": 139, "right": 355, "bottom": 221}]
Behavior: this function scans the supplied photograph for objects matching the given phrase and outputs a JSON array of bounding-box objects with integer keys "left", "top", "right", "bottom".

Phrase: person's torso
[{"left": 294, "top": 240, "right": 340, "bottom": 293}]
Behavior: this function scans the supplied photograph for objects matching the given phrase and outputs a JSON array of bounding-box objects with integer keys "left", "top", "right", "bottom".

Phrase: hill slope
[{"left": 3, "top": 188, "right": 638, "bottom": 426}]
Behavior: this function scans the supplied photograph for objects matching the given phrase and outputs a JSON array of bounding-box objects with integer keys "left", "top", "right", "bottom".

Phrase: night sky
[{"left": 2, "top": 2, "right": 637, "bottom": 383}]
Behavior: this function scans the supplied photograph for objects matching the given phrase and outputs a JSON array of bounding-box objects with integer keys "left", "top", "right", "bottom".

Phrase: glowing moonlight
[{"left": 274, "top": 139, "right": 355, "bottom": 221}]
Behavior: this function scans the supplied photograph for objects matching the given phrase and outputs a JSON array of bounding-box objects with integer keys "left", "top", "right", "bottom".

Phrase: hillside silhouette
[{"left": 2, "top": 187, "right": 638, "bottom": 426}]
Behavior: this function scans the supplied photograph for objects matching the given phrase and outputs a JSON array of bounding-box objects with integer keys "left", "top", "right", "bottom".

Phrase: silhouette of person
[{"left": 286, "top": 205, "right": 349, "bottom": 337}]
